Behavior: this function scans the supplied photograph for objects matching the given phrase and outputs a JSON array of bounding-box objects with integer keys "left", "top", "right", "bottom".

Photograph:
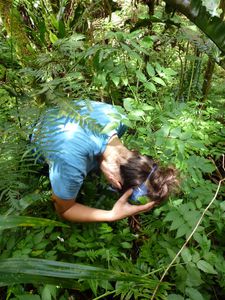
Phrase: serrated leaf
[
  {"left": 170, "top": 216, "right": 185, "bottom": 231},
  {"left": 123, "top": 98, "right": 135, "bottom": 112},
  {"left": 197, "top": 260, "right": 218, "bottom": 274},
  {"left": 167, "top": 248, "right": 177, "bottom": 260},
  {"left": 181, "top": 247, "right": 192, "bottom": 263},
  {"left": 186, "top": 264, "right": 203, "bottom": 286},
  {"left": 185, "top": 287, "right": 204, "bottom": 300},
  {"left": 144, "top": 82, "right": 157, "bottom": 92},
  {"left": 164, "top": 210, "right": 179, "bottom": 222},
  {"left": 184, "top": 211, "right": 201, "bottom": 227},
  {"left": 176, "top": 223, "right": 190, "bottom": 238},
  {"left": 136, "top": 70, "right": 147, "bottom": 82}
]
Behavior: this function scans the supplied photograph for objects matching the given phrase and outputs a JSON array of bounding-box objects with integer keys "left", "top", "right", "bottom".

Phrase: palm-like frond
[{"left": 0, "top": 258, "right": 168, "bottom": 293}]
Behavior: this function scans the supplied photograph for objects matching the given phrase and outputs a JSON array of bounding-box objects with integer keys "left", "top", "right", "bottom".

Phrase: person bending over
[{"left": 32, "top": 100, "right": 178, "bottom": 222}]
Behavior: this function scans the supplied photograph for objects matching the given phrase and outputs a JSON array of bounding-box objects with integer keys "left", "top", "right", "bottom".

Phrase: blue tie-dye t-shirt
[{"left": 33, "top": 100, "right": 127, "bottom": 200}]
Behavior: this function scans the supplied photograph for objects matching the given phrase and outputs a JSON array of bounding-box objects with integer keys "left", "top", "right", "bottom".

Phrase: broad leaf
[
  {"left": 0, "top": 258, "right": 161, "bottom": 288},
  {"left": 0, "top": 215, "right": 68, "bottom": 230},
  {"left": 186, "top": 287, "right": 205, "bottom": 300},
  {"left": 197, "top": 260, "right": 218, "bottom": 274}
]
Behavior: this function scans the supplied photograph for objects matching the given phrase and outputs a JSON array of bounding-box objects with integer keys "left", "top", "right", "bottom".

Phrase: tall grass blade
[
  {"left": 0, "top": 215, "right": 68, "bottom": 230},
  {"left": 0, "top": 258, "right": 161, "bottom": 289}
]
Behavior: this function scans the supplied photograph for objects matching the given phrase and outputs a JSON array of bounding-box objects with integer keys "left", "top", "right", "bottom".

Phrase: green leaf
[
  {"left": 164, "top": 210, "right": 179, "bottom": 222},
  {"left": 152, "top": 76, "right": 166, "bottom": 86},
  {"left": 164, "top": 68, "right": 177, "bottom": 76},
  {"left": 121, "top": 242, "right": 132, "bottom": 249},
  {"left": 111, "top": 75, "right": 120, "bottom": 86},
  {"left": 181, "top": 247, "right": 192, "bottom": 263},
  {"left": 0, "top": 258, "right": 160, "bottom": 288},
  {"left": 136, "top": 70, "right": 147, "bottom": 82},
  {"left": 220, "top": 201, "right": 225, "bottom": 211},
  {"left": 176, "top": 223, "right": 191, "bottom": 238},
  {"left": 164, "top": 0, "right": 225, "bottom": 59},
  {"left": 186, "top": 264, "right": 203, "bottom": 286},
  {"left": 167, "top": 248, "right": 177, "bottom": 260},
  {"left": 0, "top": 215, "right": 68, "bottom": 230},
  {"left": 146, "top": 63, "right": 155, "bottom": 77},
  {"left": 168, "top": 295, "right": 184, "bottom": 300},
  {"left": 123, "top": 98, "right": 135, "bottom": 112},
  {"left": 170, "top": 216, "right": 185, "bottom": 231},
  {"left": 101, "top": 122, "right": 119, "bottom": 134},
  {"left": 144, "top": 82, "right": 157, "bottom": 92},
  {"left": 197, "top": 260, "right": 218, "bottom": 274},
  {"left": 185, "top": 287, "right": 204, "bottom": 300},
  {"left": 49, "top": 31, "right": 58, "bottom": 44},
  {"left": 41, "top": 284, "right": 57, "bottom": 300},
  {"left": 170, "top": 127, "right": 182, "bottom": 138},
  {"left": 140, "top": 36, "right": 153, "bottom": 48},
  {"left": 33, "top": 231, "right": 45, "bottom": 244},
  {"left": 16, "top": 193, "right": 42, "bottom": 211},
  {"left": 122, "top": 77, "right": 128, "bottom": 86},
  {"left": 17, "top": 295, "right": 41, "bottom": 300},
  {"left": 128, "top": 110, "right": 145, "bottom": 121}
]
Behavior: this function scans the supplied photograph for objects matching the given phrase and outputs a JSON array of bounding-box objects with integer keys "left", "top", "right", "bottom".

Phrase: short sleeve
[{"left": 49, "top": 160, "right": 85, "bottom": 200}]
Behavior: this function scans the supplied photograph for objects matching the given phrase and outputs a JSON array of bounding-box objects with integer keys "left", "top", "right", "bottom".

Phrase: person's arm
[{"left": 52, "top": 189, "right": 156, "bottom": 223}]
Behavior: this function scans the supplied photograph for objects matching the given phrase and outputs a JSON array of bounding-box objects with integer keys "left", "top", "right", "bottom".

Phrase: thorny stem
[{"left": 151, "top": 155, "right": 225, "bottom": 300}]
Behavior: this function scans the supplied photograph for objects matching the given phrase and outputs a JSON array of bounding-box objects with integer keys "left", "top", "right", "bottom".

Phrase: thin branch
[{"left": 92, "top": 290, "right": 116, "bottom": 300}]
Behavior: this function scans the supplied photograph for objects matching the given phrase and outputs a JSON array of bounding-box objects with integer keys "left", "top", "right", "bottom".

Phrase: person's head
[{"left": 120, "top": 152, "right": 178, "bottom": 203}]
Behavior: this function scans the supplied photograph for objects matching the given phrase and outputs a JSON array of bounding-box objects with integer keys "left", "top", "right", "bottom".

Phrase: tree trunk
[
  {"left": 143, "top": 0, "right": 155, "bottom": 15},
  {"left": 201, "top": 58, "right": 215, "bottom": 101}
]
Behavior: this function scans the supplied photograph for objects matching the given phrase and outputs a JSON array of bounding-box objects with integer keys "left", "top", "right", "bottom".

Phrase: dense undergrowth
[{"left": 0, "top": 1, "right": 225, "bottom": 299}]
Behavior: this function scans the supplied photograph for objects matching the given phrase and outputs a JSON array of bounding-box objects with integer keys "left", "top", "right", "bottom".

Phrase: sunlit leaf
[
  {"left": 146, "top": 63, "right": 155, "bottom": 77},
  {"left": 0, "top": 215, "right": 68, "bottom": 230},
  {"left": 136, "top": 70, "right": 147, "bottom": 82},
  {"left": 144, "top": 82, "right": 157, "bottom": 92},
  {"left": 152, "top": 76, "right": 166, "bottom": 86}
]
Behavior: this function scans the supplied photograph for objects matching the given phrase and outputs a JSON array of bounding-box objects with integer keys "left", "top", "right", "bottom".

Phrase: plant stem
[
  {"left": 92, "top": 290, "right": 116, "bottom": 300},
  {"left": 151, "top": 156, "right": 225, "bottom": 300}
]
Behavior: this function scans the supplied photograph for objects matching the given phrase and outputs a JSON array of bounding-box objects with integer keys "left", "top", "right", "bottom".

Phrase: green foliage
[
  {"left": 164, "top": 0, "right": 225, "bottom": 66},
  {"left": 0, "top": 215, "right": 67, "bottom": 230},
  {"left": 0, "top": 1, "right": 225, "bottom": 300}
]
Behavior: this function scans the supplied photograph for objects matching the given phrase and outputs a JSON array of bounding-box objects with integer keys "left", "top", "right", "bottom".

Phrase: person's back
[
  {"left": 32, "top": 100, "right": 127, "bottom": 200},
  {"left": 31, "top": 100, "right": 178, "bottom": 223}
]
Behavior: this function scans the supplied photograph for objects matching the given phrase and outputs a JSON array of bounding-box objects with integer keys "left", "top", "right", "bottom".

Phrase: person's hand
[{"left": 109, "top": 189, "right": 156, "bottom": 222}]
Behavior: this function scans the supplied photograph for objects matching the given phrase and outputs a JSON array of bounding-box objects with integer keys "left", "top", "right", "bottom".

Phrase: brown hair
[{"left": 120, "top": 152, "right": 179, "bottom": 203}]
